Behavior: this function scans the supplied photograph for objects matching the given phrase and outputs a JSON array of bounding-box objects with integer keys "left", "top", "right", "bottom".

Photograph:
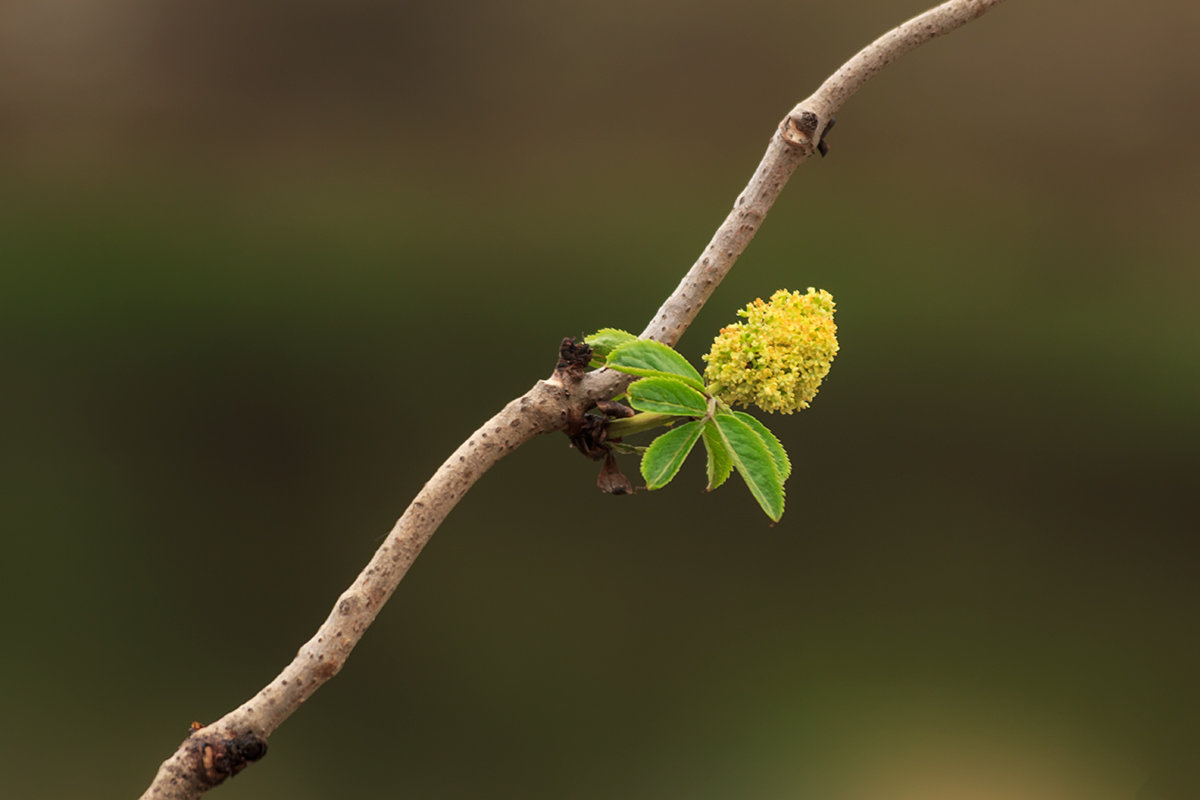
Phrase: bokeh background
[{"left": 2, "top": 1, "right": 1197, "bottom": 797}]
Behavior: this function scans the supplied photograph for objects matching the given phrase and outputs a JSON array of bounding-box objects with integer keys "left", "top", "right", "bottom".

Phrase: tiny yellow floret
[{"left": 702, "top": 288, "right": 839, "bottom": 414}]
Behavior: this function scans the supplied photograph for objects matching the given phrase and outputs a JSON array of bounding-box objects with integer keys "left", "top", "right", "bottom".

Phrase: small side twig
[{"left": 138, "top": 2, "right": 1007, "bottom": 797}]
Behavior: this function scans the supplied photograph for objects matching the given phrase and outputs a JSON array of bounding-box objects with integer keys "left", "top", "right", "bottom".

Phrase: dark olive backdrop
[{"left": 2, "top": 2, "right": 1197, "bottom": 798}]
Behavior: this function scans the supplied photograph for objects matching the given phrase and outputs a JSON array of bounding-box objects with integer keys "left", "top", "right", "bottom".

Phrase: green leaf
[
  {"left": 701, "top": 420, "right": 733, "bottom": 491},
  {"left": 641, "top": 420, "right": 703, "bottom": 490},
  {"left": 713, "top": 414, "right": 785, "bottom": 521},
  {"left": 605, "top": 340, "right": 705, "bottom": 392},
  {"left": 732, "top": 411, "right": 791, "bottom": 481},
  {"left": 585, "top": 328, "right": 638, "bottom": 365},
  {"left": 628, "top": 377, "right": 709, "bottom": 417}
]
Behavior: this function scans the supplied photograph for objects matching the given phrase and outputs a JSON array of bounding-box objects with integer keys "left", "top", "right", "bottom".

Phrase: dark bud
[
  {"left": 555, "top": 337, "right": 593, "bottom": 381},
  {"left": 597, "top": 451, "right": 634, "bottom": 495},
  {"left": 794, "top": 110, "right": 820, "bottom": 138},
  {"left": 194, "top": 731, "right": 269, "bottom": 787},
  {"left": 595, "top": 400, "right": 636, "bottom": 419},
  {"left": 817, "top": 116, "right": 836, "bottom": 157},
  {"left": 568, "top": 412, "right": 610, "bottom": 460},
  {"left": 227, "top": 733, "right": 268, "bottom": 764}
]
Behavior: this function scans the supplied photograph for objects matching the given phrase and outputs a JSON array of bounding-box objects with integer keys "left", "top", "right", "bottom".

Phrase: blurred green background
[{"left": 2, "top": 1, "right": 1197, "bottom": 797}]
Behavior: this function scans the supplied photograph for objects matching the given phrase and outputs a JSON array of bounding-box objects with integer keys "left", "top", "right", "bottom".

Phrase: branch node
[
  {"left": 189, "top": 731, "right": 269, "bottom": 788},
  {"left": 781, "top": 110, "right": 821, "bottom": 151},
  {"left": 553, "top": 337, "right": 593, "bottom": 383},
  {"left": 565, "top": 409, "right": 609, "bottom": 460}
]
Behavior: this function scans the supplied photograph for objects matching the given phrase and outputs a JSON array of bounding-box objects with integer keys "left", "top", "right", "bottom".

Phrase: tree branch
[
  {"left": 138, "top": 1, "right": 1007, "bottom": 796},
  {"left": 634, "top": 0, "right": 1007, "bottom": 354}
]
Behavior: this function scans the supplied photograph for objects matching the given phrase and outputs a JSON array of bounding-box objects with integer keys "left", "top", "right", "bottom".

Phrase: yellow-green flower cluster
[{"left": 703, "top": 288, "right": 838, "bottom": 414}]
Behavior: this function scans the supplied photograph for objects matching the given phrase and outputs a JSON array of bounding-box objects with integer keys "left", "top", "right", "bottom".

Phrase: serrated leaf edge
[
  {"left": 732, "top": 411, "right": 791, "bottom": 482},
  {"left": 701, "top": 420, "right": 734, "bottom": 491},
  {"left": 605, "top": 340, "right": 705, "bottom": 392},
  {"left": 713, "top": 413, "right": 785, "bottom": 521},
  {"left": 640, "top": 420, "right": 704, "bottom": 490}
]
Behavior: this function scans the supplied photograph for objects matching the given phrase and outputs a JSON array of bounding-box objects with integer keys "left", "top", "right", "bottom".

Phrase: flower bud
[{"left": 702, "top": 288, "right": 838, "bottom": 414}]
